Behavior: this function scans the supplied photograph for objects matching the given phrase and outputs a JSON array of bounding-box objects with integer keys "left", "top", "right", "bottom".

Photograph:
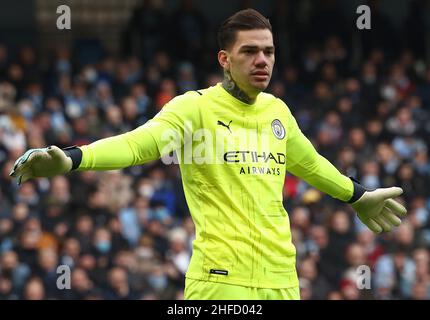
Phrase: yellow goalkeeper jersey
[{"left": 78, "top": 83, "right": 354, "bottom": 288}]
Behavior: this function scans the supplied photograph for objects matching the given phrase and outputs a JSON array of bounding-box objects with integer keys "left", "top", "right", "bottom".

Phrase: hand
[
  {"left": 351, "top": 187, "right": 407, "bottom": 233},
  {"left": 9, "top": 146, "right": 73, "bottom": 185}
]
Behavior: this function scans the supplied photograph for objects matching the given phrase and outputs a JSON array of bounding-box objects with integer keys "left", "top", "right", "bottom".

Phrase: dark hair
[{"left": 217, "top": 8, "right": 272, "bottom": 50}]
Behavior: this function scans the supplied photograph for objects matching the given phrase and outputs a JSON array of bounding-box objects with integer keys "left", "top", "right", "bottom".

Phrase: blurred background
[{"left": 0, "top": 0, "right": 430, "bottom": 300}]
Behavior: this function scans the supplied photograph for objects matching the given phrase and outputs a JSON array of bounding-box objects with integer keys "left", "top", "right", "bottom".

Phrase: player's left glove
[{"left": 350, "top": 187, "right": 407, "bottom": 233}]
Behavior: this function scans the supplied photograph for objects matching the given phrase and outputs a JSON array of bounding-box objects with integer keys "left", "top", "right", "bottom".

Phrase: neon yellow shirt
[{"left": 78, "top": 83, "right": 354, "bottom": 288}]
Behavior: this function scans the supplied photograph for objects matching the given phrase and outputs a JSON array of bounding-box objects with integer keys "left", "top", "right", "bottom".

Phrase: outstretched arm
[
  {"left": 283, "top": 102, "right": 407, "bottom": 233},
  {"left": 10, "top": 91, "right": 201, "bottom": 184}
]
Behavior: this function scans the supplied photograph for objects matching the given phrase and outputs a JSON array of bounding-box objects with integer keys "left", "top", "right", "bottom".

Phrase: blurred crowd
[{"left": 0, "top": 0, "right": 430, "bottom": 300}]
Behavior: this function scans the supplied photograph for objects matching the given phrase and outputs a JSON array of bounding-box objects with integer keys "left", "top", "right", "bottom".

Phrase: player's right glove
[
  {"left": 350, "top": 187, "right": 407, "bottom": 233},
  {"left": 9, "top": 146, "right": 73, "bottom": 185}
]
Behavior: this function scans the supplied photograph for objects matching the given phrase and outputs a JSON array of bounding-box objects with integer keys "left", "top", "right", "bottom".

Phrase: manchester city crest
[{"left": 271, "top": 119, "right": 285, "bottom": 140}]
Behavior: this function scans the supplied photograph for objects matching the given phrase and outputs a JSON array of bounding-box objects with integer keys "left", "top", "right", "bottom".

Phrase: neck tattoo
[{"left": 222, "top": 71, "right": 255, "bottom": 104}]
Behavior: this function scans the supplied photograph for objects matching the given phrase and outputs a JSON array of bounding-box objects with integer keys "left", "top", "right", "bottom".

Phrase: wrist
[
  {"left": 62, "top": 146, "right": 82, "bottom": 171},
  {"left": 347, "top": 177, "right": 367, "bottom": 204}
]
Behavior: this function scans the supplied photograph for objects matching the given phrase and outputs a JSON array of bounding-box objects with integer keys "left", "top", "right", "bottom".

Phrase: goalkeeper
[{"left": 10, "top": 9, "right": 406, "bottom": 300}]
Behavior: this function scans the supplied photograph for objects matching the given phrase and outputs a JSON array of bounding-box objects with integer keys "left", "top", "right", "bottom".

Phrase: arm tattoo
[{"left": 222, "top": 70, "right": 254, "bottom": 104}]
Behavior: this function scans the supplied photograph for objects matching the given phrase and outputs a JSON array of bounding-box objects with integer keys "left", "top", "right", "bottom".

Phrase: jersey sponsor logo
[
  {"left": 271, "top": 119, "right": 285, "bottom": 140},
  {"left": 224, "top": 151, "right": 286, "bottom": 164},
  {"left": 217, "top": 120, "right": 232, "bottom": 133},
  {"left": 210, "top": 269, "right": 229, "bottom": 276},
  {"left": 239, "top": 166, "right": 281, "bottom": 175}
]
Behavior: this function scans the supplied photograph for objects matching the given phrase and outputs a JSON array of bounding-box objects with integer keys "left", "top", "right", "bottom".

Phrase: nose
[{"left": 254, "top": 51, "right": 268, "bottom": 67}]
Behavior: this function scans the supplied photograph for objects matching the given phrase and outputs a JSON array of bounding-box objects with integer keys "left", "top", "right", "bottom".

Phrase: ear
[{"left": 218, "top": 50, "right": 230, "bottom": 71}]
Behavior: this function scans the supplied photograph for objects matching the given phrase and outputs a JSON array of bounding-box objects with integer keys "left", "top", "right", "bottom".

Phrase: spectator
[
  {"left": 298, "top": 256, "right": 331, "bottom": 299},
  {"left": 104, "top": 267, "right": 138, "bottom": 299},
  {"left": 22, "top": 276, "right": 45, "bottom": 300}
]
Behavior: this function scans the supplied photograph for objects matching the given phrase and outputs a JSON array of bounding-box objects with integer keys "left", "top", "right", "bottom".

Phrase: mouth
[
  {"left": 251, "top": 72, "right": 270, "bottom": 81},
  {"left": 251, "top": 69, "right": 270, "bottom": 81},
  {"left": 251, "top": 70, "right": 269, "bottom": 76}
]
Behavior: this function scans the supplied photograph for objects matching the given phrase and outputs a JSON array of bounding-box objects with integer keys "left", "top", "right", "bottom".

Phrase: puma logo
[{"left": 217, "top": 120, "right": 232, "bottom": 133}]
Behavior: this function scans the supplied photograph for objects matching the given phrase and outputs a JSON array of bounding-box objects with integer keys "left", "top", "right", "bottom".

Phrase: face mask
[
  {"left": 56, "top": 59, "right": 71, "bottom": 74},
  {"left": 20, "top": 103, "right": 34, "bottom": 119},
  {"left": 139, "top": 185, "right": 154, "bottom": 198},
  {"left": 66, "top": 102, "right": 83, "bottom": 118},
  {"left": 84, "top": 68, "right": 98, "bottom": 84},
  {"left": 137, "top": 95, "right": 149, "bottom": 112},
  {"left": 362, "top": 175, "right": 379, "bottom": 190},
  {"left": 152, "top": 180, "right": 164, "bottom": 191},
  {"left": 95, "top": 240, "right": 111, "bottom": 253},
  {"left": 152, "top": 207, "right": 170, "bottom": 220},
  {"left": 148, "top": 275, "right": 167, "bottom": 290},
  {"left": 381, "top": 85, "right": 396, "bottom": 101}
]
